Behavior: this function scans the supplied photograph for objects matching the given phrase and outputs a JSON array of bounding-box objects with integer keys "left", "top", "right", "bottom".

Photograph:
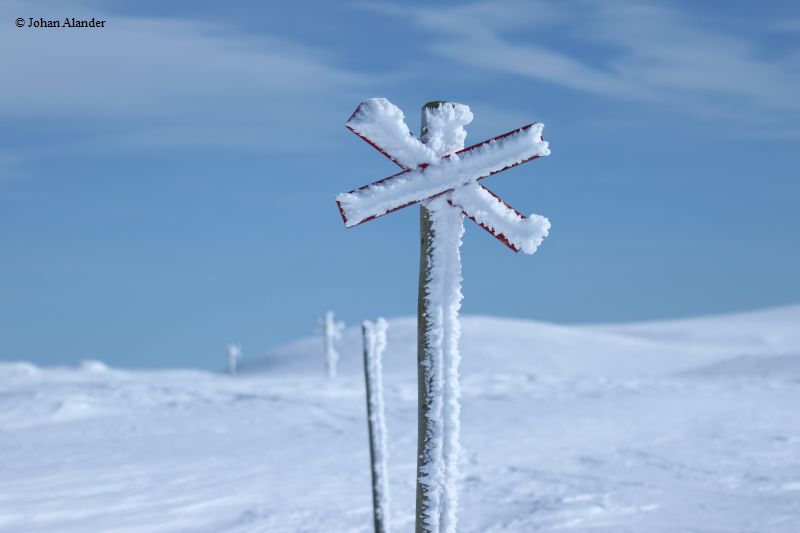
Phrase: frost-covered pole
[
  {"left": 416, "top": 101, "right": 470, "bottom": 533},
  {"left": 226, "top": 344, "right": 241, "bottom": 376},
  {"left": 336, "top": 97, "right": 551, "bottom": 533},
  {"left": 362, "top": 318, "right": 391, "bottom": 533},
  {"left": 320, "top": 311, "right": 344, "bottom": 378}
]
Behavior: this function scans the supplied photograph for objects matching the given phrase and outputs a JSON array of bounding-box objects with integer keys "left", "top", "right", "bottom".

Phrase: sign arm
[
  {"left": 346, "top": 99, "right": 437, "bottom": 170},
  {"left": 345, "top": 125, "right": 411, "bottom": 170},
  {"left": 448, "top": 183, "right": 550, "bottom": 255},
  {"left": 336, "top": 123, "right": 549, "bottom": 228}
]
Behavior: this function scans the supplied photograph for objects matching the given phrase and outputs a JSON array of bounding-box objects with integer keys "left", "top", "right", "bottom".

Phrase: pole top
[
  {"left": 421, "top": 101, "right": 452, "bottom": 138},
  {"left": 423, "top": 101, "right": 450, "bottom": 110}
]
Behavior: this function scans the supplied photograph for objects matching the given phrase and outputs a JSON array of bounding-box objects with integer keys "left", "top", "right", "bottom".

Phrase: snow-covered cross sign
[
  {"left": 336, "top": 98, "right": 551, "bottom": 533},
  {"left": 337, "top": 98, "right": 551, "bottom": 253}
]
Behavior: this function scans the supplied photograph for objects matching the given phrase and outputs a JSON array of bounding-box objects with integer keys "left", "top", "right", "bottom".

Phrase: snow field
[{"left": 2, "top": 306, "right": 799, "bottom": 532}]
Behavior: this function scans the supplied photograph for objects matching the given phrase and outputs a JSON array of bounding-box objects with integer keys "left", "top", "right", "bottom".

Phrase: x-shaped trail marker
[
  {"left": 336, "top": 98, "right": 551, "bottom": 253},
  {"left": 336, "top": 98, "right": 552, "bottom": 533}
]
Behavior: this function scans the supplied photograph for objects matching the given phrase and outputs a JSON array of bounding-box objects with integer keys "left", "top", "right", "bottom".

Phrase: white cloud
[
  {"left": 364, "top": 0, "right": 800, "bottom": 125},
  {"left": 586, "top": 2, "right": 800, "bottom": 113},
  {"left": 0, "top": 1, "right": 372, "bottom": 153}
]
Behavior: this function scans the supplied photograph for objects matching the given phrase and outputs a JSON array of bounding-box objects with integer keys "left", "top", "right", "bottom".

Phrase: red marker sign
[{"left": 337, "top": 99, "right": 551, "bottom": 254}]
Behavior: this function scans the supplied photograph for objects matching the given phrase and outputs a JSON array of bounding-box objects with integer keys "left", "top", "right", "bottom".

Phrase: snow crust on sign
[
  {"left": 363, "top": 318, "right": 391, "bottom": 532},
  {"left": 346, "top": 98, "right": 436, "bottom": 169},
  {"left": 337, "top": 123, "right": 550, "bottom": 227},
  {"left": 450, "top": 182, "right": 551, "bottom": 254}
]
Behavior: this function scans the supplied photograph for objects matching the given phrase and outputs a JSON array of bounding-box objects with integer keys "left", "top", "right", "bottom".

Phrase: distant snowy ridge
[{"left": 241, "top": 304, "right": 800, "bottom": 379}]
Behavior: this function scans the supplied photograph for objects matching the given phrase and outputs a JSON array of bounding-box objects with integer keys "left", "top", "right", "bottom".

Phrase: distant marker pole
[
  {"left": 318, "top": 311, "right": 344, "bottom": 379},
  {"left": 362, "top": 318, "right": 391, "bottom": 533},
  {"left": 226, "top": 344, "right": 241, "bottom": 376}
]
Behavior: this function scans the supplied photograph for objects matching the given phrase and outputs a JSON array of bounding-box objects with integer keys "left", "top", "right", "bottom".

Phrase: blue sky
[{"left": 2, "top": 0, "right": 799, "bottom": 370}]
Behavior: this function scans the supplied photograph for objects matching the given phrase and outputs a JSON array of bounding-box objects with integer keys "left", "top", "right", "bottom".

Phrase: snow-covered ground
[{"left": 2, "top": 305, "right": 799, "bottom": 532}]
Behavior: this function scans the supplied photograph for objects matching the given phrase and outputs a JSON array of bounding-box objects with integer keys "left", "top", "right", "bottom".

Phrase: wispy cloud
[
  {"left": 0, "top": 0, "right": 372, "bottom": 155},
  {"left": 773, "top": 18, "right": 800, "bottom": 32},
  {"left": 363, "top": 0, "right": 800, "bottom": 126}
]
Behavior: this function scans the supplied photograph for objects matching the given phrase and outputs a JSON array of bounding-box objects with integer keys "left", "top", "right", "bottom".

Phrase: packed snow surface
[{"left": 2, "top": 305, "right": 800, "bottom": 532}]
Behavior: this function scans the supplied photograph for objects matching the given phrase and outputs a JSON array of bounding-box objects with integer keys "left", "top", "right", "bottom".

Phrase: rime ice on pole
[
  {"left": 362, "top": 318, "right": 391, "bottom": 533},
  {"left": 416, "top": 102, "right": 470, "bottom": 533}
]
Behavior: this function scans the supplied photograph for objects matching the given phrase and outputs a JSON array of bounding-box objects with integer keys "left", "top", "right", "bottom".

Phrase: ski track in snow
[{"left": 2, "top": 306, "right": 800, "bottom": 532}]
